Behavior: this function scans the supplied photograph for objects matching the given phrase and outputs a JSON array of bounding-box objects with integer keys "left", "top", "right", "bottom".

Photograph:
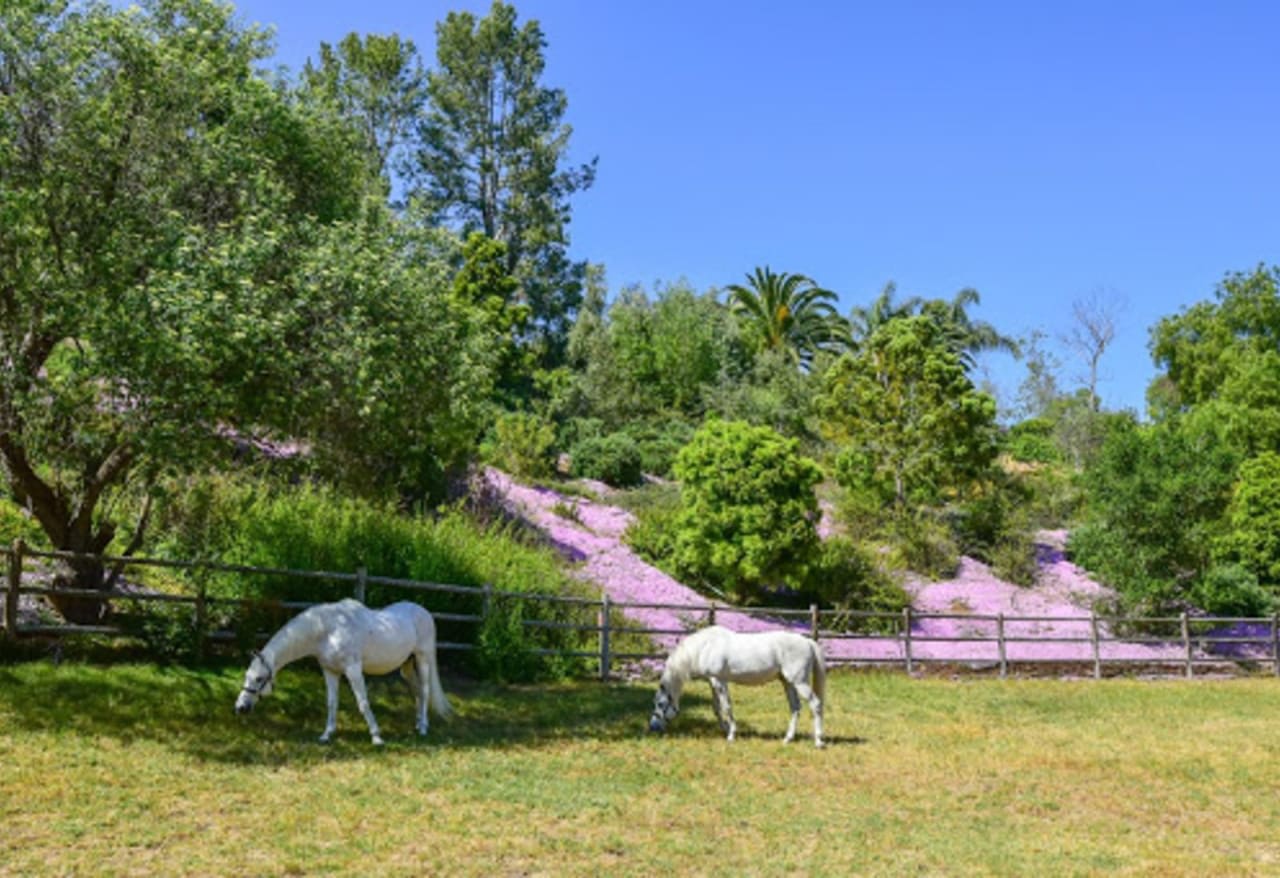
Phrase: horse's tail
[
  {"left": 428, "top": 654, "right": 453, "bottom": 719},
  {"left": 810, "top": 638, "right": 827, "bottom": 705}
]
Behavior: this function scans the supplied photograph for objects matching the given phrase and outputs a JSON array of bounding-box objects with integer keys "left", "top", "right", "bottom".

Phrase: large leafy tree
[
  {"left": 1150, "top": 264, "right": 1280, "bottom": 413},
  {"left": 300, "top": 32, "right": 426, "bottom": 190},
  {"left": 412, "top": 0, "right": 596, "bottom": 369},
  {"left": 0, "top": 0, "right": 467, "bottom": 619},
  {"left": 566, "top": 280, "right": 735, "bottom": 429},
  {"left": 725, "top": 266, "right": 847, "bottom": 369},
  {"left": 819, "top": 317, "right": 999, "bottom": 509}
]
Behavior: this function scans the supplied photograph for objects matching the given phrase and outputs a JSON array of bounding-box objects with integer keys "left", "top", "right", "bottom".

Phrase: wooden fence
[{"left": 3, "top": 539, "right": 1280, "bottom": 680}]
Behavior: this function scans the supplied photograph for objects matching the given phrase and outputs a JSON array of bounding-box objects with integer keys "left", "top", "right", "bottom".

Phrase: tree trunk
[{"left": 49, "top": 553, "right": 110, "bottom": 625}]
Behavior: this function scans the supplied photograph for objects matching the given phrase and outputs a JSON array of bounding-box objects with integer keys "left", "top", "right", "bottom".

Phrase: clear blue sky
[{"left": 232, "top": 0, "right": 1280, "bottom": 416}]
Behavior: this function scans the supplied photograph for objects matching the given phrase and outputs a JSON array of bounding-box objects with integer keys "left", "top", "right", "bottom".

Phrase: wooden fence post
[
  {"left": 194, "top": 575, "right": 207, "bottom": 663},
  {"left": 997, "top": 613, "right": 1007, "bottom": 679},
  {"left": 708, "top": 602, "right": 716, "bottom": 627},
  {"left": 1090, "top": 612, "right": 1102, "bottom": 680},
  {"left": 902, "top": 607, "right": 914, "bottom": 675},
  {"left": 3, "top": 539, "right": 23, "bottom": 639},
  {"left": 810, "top": 604, "right": 820, "bottom": 641},
  {"left": 1181, "top": 612, "right": 1193, "bottom": 679},
  {"left": 354, "top": 566, "right": 367, "bottom": 603},
  {"left": 599, "top": 593, "right": 612, "bottom": 682},
  {"left": 1272, "top": 613, "right": 1279, "bottom": 678}
]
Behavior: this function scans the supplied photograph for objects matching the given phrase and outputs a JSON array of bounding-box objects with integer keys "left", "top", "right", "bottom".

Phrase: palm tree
[
  {"left": 920, "top": 287, "right": 1020, "bottom": 368},
  {"left": 851, "top": 283, "right": 1018, "bottom": 369},
  {"left": 725, "top": 267, "right": 848, "bottom": 369},
  {"left": 848, "top": 281, "right": 922, "bottom": 348}
]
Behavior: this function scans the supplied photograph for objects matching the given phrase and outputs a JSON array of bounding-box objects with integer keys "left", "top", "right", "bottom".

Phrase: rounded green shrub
[{"left": 570, "top": 433, "right": 644, "bottom": 488}]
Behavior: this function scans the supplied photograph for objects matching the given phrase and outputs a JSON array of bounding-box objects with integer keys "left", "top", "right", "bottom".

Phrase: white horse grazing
[
  {"left": 235, "top": 598, "right": 452, "bottom": 745},
  {"left": 648, "top": 625, "right": 826, "bottom": 747}
]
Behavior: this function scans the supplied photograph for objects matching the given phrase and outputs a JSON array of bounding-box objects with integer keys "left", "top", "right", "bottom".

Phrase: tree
[
  {"left": 287, "top": 211, "right": 496, "bottom": 506},
  {"left": 1062, "top": 290, "right": 1122, "bottom": 412},
  {"left": 919, "top": 287, "right": 1020, "bottom": 368},
  {"left": 819, "top": 317, "right": 999, "bottom": 509},
  {"left": 670, "top": 420, "right": 822, "bottom": 602},
  {"left": 725, "top": 267, "right": 847, "bottom": 369},
  {"left": 848, "top": 282, "right": 921, "bottom": 347},
  {"left": 412, "top": 0, "right": 596, "bottom": 368},
  {"left": 301, "top": 32, "right": 426, "bottom": 191},
  {"left": 0, "top": 0, "right": 443, "bottom": 619},
  {"left": 1150, "top": 265, "right": 1280, "bottom": 411}
]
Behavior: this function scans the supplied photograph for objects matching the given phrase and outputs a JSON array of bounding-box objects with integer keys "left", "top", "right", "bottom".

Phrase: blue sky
[{"left": 232, "top": 0, "right": 1280, "bottom": 416}]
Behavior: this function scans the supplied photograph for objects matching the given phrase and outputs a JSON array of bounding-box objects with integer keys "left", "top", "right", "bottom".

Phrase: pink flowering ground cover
[{"left": 485, "top": 470, "right": 1208, "bottom": 669}]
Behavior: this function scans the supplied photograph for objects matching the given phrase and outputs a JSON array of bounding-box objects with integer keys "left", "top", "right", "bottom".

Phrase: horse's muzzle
[
  {"left": 235, "top": 696, "right": 254, "bottom": 715},
  {"left": 647, "top": 718, "right": 664, "bottom": 733}
]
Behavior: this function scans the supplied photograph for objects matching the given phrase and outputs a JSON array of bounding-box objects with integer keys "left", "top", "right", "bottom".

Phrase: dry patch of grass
[{"left": 2, "top": 662, "right": 1280, "bottom": 875}]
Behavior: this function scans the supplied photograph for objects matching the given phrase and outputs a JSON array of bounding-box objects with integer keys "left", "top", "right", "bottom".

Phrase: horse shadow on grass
[
  {"left": 0, "top": 661, "right": 694, "bottom": 766},
  {"left": 1, "top": 661, "right": 865, "bottom": 764}
]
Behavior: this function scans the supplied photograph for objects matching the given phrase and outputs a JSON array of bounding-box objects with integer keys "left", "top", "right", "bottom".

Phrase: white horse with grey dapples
[
  {"left": 235, "top": 599, "right": 452, "bottom": 745},
  {"left": 648, "top": 625, "right": 826, "bottom": 747}
]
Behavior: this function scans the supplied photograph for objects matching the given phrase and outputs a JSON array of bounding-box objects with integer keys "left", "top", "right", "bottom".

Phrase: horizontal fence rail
[{"left": 3, "top": 540, "right": 1280, "bottom": 681}]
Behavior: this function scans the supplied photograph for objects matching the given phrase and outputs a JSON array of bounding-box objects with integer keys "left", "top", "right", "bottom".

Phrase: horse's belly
[
  {"left": 723, "top": 667, "right": 777, "bottom": 686},
  {"left": 361, "top": 641, "right": 413, "bottom": 675}
]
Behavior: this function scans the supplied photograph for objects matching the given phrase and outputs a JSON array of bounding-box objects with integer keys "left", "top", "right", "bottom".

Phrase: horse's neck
[
  {"left": 263, "top": 614, "right": 319, "bottom": 670},
  {"left": 662, "top": 650, "right": 693, "bottom": 697}
]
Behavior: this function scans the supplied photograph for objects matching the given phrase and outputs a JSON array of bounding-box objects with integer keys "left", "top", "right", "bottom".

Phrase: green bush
[
  {"left": 484, "top": 411, "right": 558, "bottom": 481},
  {"left": 803, "top": 537, "right": 910, "bottom": 632},
  {"left": 1191, "top": 564, "right": 1274, "bottom": 618},
  {"left": 621, "top": 482, "right": 682, "bottom": 569},
  {"left": 887, "top": 511, "right": 959, "bottom": 581},
  {"left": 1217, "top": 452, "right": 1280, "bottom": 586},
  {"left": 621, "top": 417, "right": 696, "bottom": 477},
  {"left": 989, "top": 532, "right": 1041, "bottom": 587},
  {"left": 670, "top": 419, "right": 822, "bottom": 602},
  {"left": 1005, "top": 418, "right": 1060, "bottom": 464},
  {"left": 570, "top": 433, "right": 644, "bottom": 488}
]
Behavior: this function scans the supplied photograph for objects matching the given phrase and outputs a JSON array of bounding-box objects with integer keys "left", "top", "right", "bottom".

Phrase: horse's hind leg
[
  {"left": 410, "top": 654, "right": 431, "bottom": 736},
  {"left": 344, "top": 666, "right": 384, "bottom": 746},
  {"left": 793, "top": 679, "right": 824, "bottom": 748},
  {"left": 320, "top": 668, "right": 341, "bottom": 744},
  {"left": 782, "top": 681, "right": 801, "bottom": 744}
]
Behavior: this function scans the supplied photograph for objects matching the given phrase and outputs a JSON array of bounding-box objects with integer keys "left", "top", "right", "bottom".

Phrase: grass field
[{"left": 3, "top": 659, "right": 1280, "bottom": 876}]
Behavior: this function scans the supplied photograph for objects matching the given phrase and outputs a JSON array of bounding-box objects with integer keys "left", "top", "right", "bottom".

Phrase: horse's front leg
[
  {"left": 710, "top": 678, "right": 736, "bottom": 741},
  {"left": 319, "top": 668, "right": 341, "bottom": 743},
  {"left": 782, "top": 682, "right": 801, "bottom": 744},
  {"left": 344, "top": 666, "right": 384, "bottom": 746}
]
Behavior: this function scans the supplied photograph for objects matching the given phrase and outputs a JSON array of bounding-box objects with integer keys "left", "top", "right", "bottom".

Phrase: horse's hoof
[
  {"left": 318, "top": 734, "right": 332, "bottom": 744},
  {"left": 371, "top": 736, "right": 385, "bottom": 746}
]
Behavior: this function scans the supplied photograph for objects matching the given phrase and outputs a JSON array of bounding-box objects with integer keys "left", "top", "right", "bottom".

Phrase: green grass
[{"left": 3, "top": 661, "right": 1280, "bottom": 875}]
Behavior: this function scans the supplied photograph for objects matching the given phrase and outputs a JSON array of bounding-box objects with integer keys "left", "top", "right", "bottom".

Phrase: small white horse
[
  {"left": 235, "top": 598, "right": 452, "bottom": 745},
  {"left": 648, "top": 625, "right": 826, "bottom": 747}
]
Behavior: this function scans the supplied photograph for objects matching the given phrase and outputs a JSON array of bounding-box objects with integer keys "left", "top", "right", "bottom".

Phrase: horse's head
[
  {"left": 235, "top": 651, "right": 275, "bottom": 714},
  {"left": 648, "top": 681, "right": 679, "bottom": 733}
]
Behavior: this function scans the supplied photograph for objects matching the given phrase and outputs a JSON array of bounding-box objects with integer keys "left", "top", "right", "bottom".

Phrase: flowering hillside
[{"left": 486, "top": 470, "right": 1211, "bottom": 667}]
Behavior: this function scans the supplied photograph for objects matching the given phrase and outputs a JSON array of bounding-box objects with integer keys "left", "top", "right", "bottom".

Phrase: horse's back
[{"left": 693, "top": 627, "right": 817, "bottom": 683}]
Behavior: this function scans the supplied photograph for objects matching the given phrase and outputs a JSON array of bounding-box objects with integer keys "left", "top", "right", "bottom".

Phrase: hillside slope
[{"left": 486, "top": 469, "right": 1196, "bottom": 665}]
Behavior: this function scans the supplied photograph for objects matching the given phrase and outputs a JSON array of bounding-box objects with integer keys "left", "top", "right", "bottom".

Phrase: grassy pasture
[{"left": 3, "top": 662, "right": 1280, "bottom": 876}]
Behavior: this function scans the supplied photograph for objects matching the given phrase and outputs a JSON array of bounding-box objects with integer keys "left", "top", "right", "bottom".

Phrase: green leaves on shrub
[
  {"left": 670, "top": 419, "right": 821, "bottom": 602},
  {"left": 570, "top": 433, "right": 644, "bottom": 487}
]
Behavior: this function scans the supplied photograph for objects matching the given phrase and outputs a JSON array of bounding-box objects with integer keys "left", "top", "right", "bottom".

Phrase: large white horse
[
  {"left": 235, "top": 599, "right": 452, "bottom": 745},
  {"left": 648, "top": 625, "right": 826, "bottom": 747}
]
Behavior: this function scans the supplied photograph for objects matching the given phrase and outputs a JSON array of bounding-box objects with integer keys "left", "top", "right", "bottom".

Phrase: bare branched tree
[{"left": 1061, "top": 289, "right": 1124, "bottom": 411}]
